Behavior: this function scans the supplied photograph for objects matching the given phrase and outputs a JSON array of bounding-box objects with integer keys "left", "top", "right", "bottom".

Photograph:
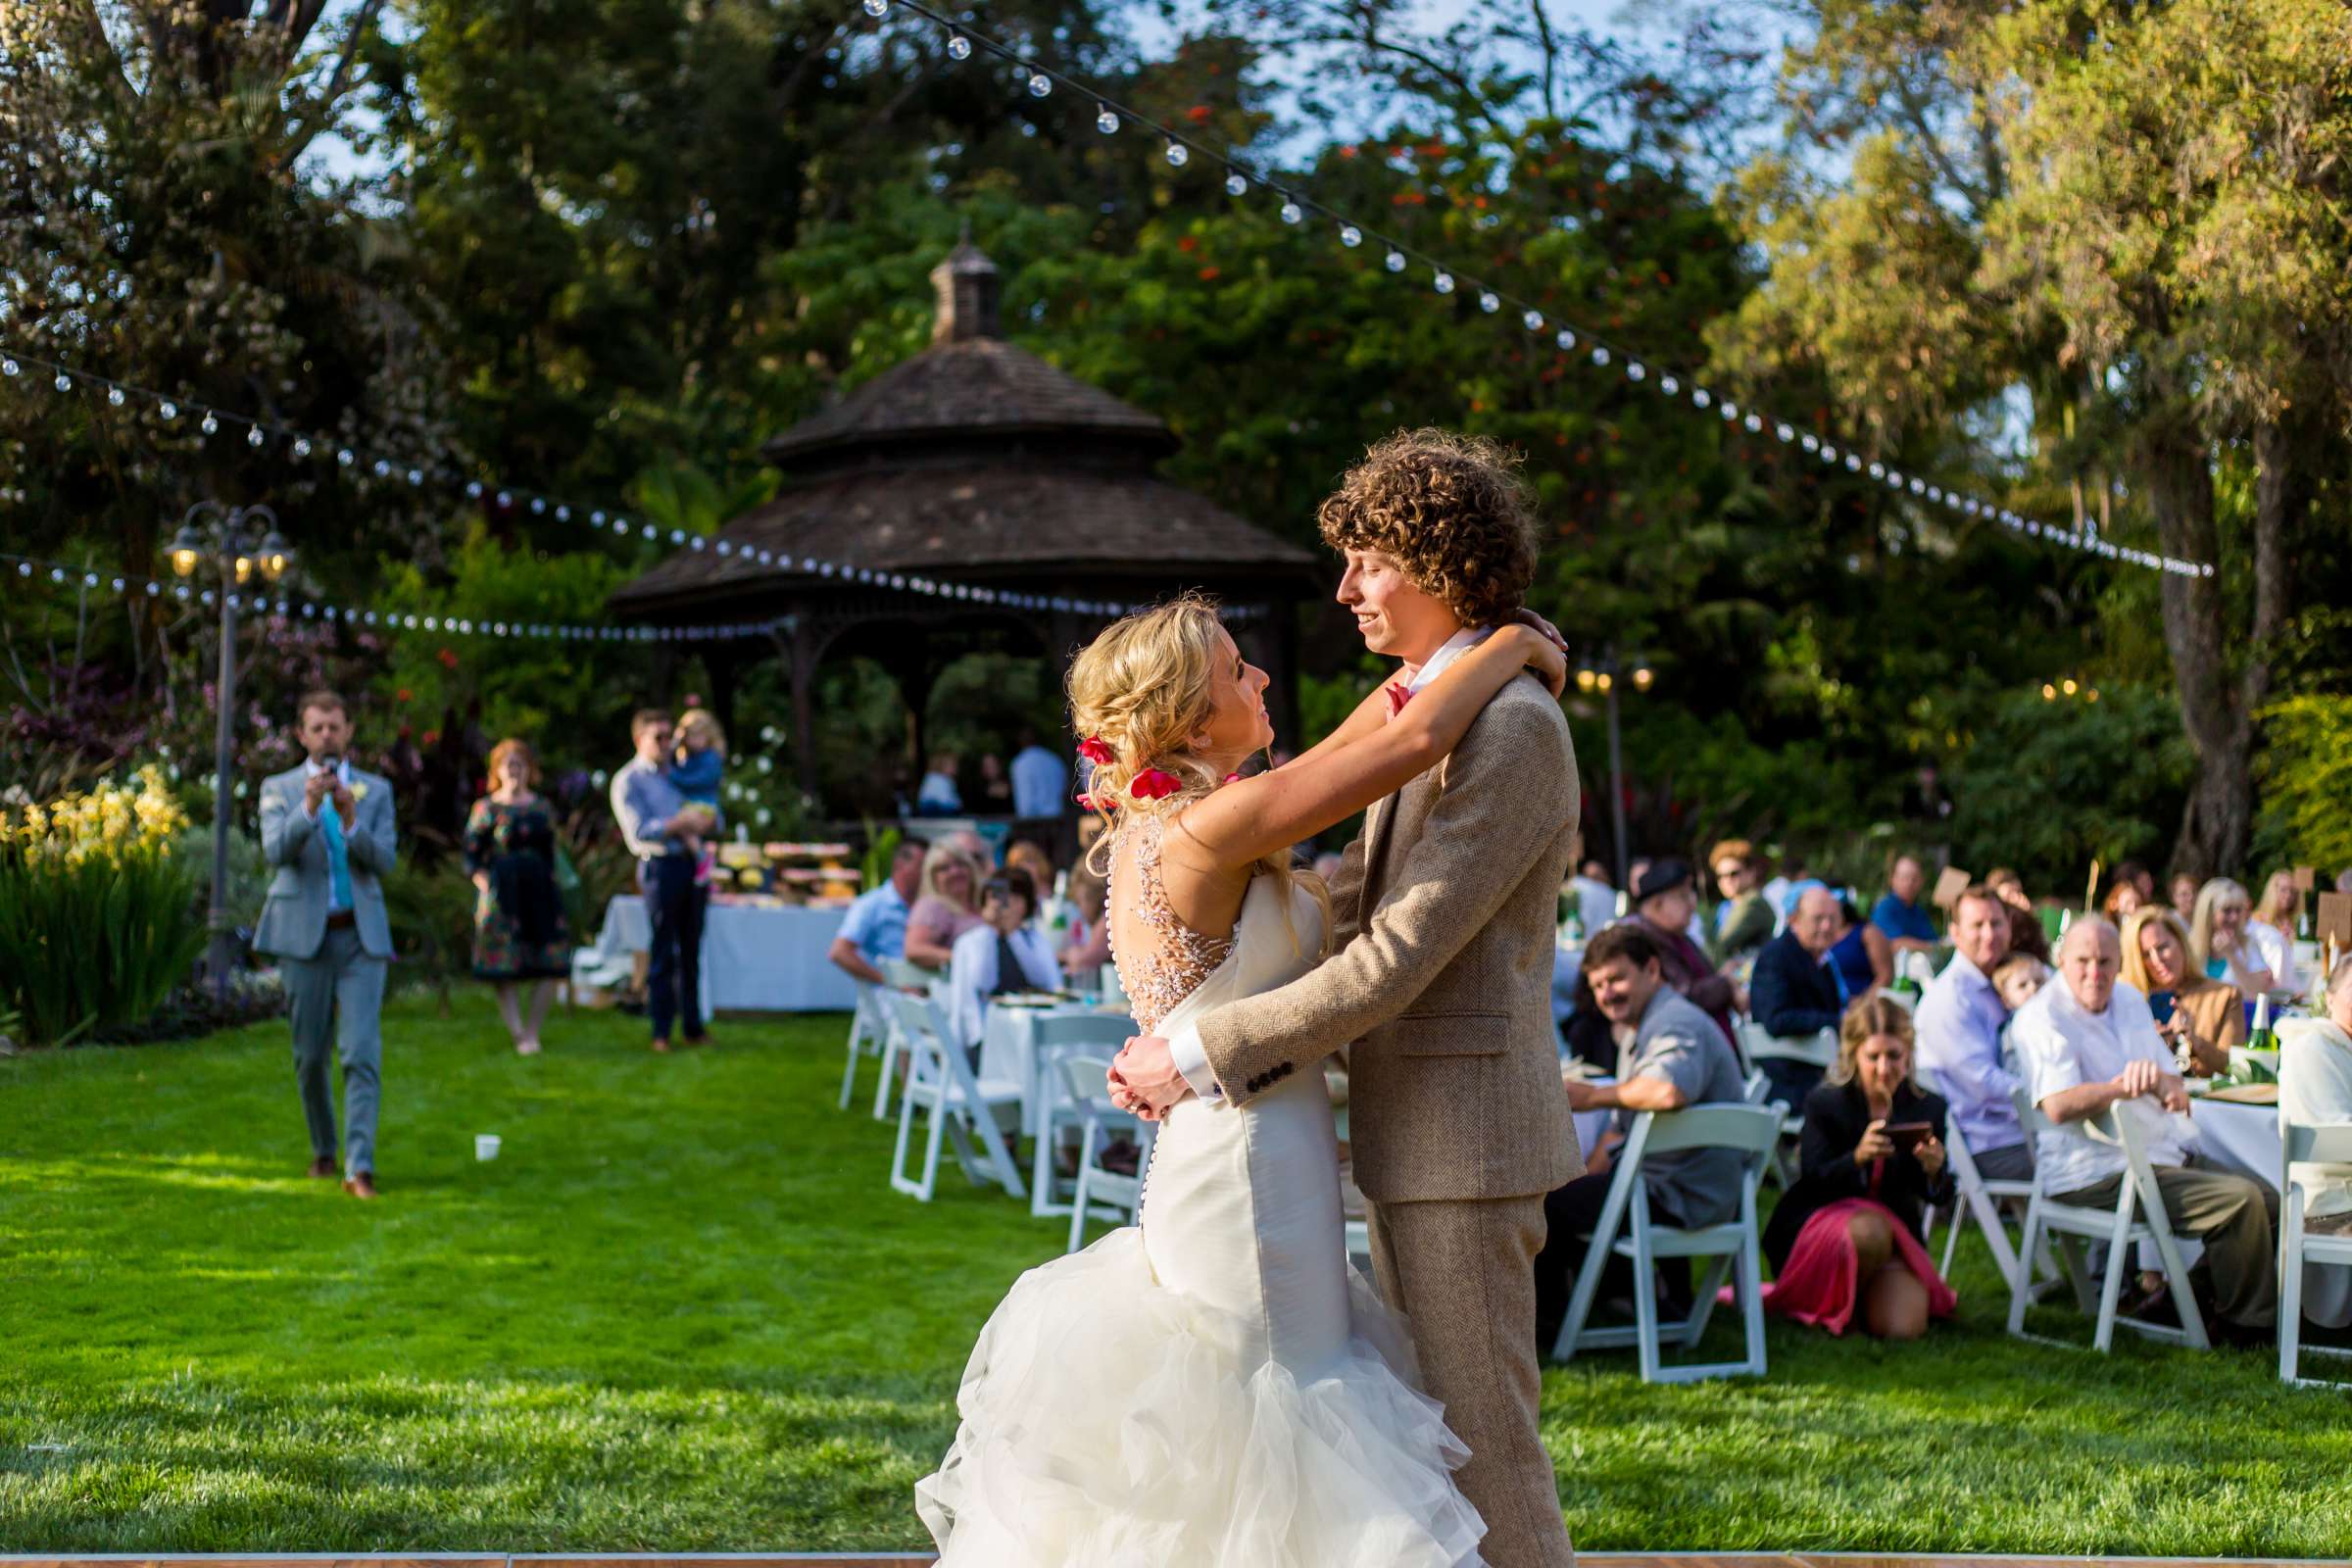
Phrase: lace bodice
[{"left": 1108, "top": 813, "right": 1237, "bottom": 1035}]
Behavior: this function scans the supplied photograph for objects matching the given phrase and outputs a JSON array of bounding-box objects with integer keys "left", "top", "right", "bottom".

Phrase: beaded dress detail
[
  {"left": 1105, "top": 811, "right": 1235, "bottom": 1036},
  {"left": 916, "top": 806, "right": 1487, "bottom": 1567}
]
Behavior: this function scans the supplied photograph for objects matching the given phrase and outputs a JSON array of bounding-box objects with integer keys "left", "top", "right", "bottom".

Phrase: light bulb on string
[
  {"left": 1164, "top": 142, "right": 1188, "bottom": 168},
  {"left": 1027, "top": 72, "right": 1051, "bottom": 98},
  {"left": 160, "top": 400, "right": 176, "bottom": 419},
  {"left": 947, "top": 33, "right": 971, "bottom": 59},
  {"left": 860, "top": 0, "right": 885, "bottom": 14},
  {"left": 1523, "top": 310, "right": 1544, "bottom": 332},
  {"left": 0, "top": 359, "right": 17, "bottom": 376},
  {"left": 1097, "top": 106, "right": 1118, "bottom": 133},
  {"left": 1478, "top": 291, "right": 1499, "bottom": 313},
  {"left": 200, "top": 412, "right": 219, "bottom": 435},
  {"left": 1384, "top": 249, "right": 1406, "bottom": 272},
  {"left": 1555, "top": 328, "right": 1576, "bottom": 351},
  {"left": 1224, "top": 172, "right": 1248, "bottom": 197},
  {"left": 1627, "top": 362, "right": 1646, "bottom": 381},
  {"left": 1339, "top": 223, "right": 1361, "bottom": 247},
  {"left": 1432, "top": 270, "right": 1454, "bottom": 295},
  {"left": 1591, "top": 346, "right": 1610, "bottom": 367},
  {"left": 1279, "top": 199, "right": 1302, "bottom": 224},
  {"left": 53, "top": 373, "right": 70, "bottom": 392},
  {"left": 108, "top": 387, "right": 123, "bottom": 407},
  {"left": 246, "top": 425, "right": 264, "bottom": 448}
]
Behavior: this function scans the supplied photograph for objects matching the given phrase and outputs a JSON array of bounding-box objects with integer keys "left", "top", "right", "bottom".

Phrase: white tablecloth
[
  {"left": 980, "top": 1001, "right": 1132, "bottom": 1136},
  {"left": 2190, "top": 1098, "right": 2278, "bottom": 1188},
  {"left": 587, "top": 895, "right": 858, "bottom": 1013}
]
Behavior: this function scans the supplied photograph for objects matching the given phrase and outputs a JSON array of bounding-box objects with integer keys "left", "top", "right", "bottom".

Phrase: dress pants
[
  {"left": 645, "top": 853, "right": 709, "bottom": 1042},
  {"left": 285, "top": 924, "right": 387, "bottom": 1177},
  {"left": 2055, "top": 1155, "right": 2280, "bottom": 1328},
  {"left": 1368, "top": 1194, "right": 1577, "bottom": 1568}
]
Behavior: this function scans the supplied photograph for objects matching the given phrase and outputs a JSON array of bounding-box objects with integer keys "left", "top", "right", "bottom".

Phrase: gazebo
[{"left": 610, "top": 241, "right": 1322, "bottom": 810}]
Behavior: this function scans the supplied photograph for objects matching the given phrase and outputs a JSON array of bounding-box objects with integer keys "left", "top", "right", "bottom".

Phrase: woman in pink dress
[{"left": 1758, "top": 995, "right": 1958, "bottom": 1338}]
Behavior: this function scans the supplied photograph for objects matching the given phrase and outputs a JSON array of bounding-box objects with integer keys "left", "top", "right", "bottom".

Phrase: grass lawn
[{"left": 3, "top": 992, "right": 2349, "bottom": 1555}]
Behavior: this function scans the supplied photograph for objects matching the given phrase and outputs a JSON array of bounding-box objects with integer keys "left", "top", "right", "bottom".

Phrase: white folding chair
[
  {"left": 2278, "top": 1116, "right": 2352, "bottom": 1387},
  {"left": 868, "top": 958, "right": 935, "bottom": 1121},
  {"left": 1929, "top": 1113, "right": 2054, "bottom": 1296},
  {"left": 1551, "top": 1103, "right": 1782, "bottom": 1383},
  {"left": 1025, "top": 1012, "right": 1134, "bottom": 1219},
  {"left": 884, "top": 990, "right": 1027, "bottom": 1202},
  {"left": 1062, "top": 1053, "right": 1156, "bottom": 1251},
  {"left": 2005, "top": 1094, "right": 2208, "bottom": 1352},
  {"left": 1740, "top": 1067, "right": 1796, "bottom": 1191},
  {"left": 839, "top": 982, "right": 893, "bottom": 1110}
]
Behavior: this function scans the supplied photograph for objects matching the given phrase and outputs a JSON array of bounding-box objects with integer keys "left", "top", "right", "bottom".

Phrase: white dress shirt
[
  {"left": 302, "top": 757, "right": 356, "bottom": 913},
  {"left": 2245, "top": 919, "right": 2298, "bottom": 994},
  {"left": 1167, "top": 626, "right": 1494, "bottom": 1101},
  {"left": 946, "top": 921, "right": 1063, "bottom": 1048},
  {"left": 2011, "top": 978, "right": 2197, "bottom": 1196}
]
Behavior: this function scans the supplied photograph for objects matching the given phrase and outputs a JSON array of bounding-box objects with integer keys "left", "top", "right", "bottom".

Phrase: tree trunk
[{"left": 2137, "top": 416, "right": 2248, "bottom": 877}]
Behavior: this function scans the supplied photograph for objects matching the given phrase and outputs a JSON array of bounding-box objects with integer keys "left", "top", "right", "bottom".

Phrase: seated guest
[
  {"left": 1631, "top": 858, "right": 1739, "bottom": 1048},
  {"left": 2251, "top": 868, "right": 2305, "bottom": 993},
  {"left": 1750, "top": 885, "right": 1849, "bottom": 1105},
  {"left": 915, "top": 751, "right": 963, "bottom": 815},
  {"left": 1760, "top": 997, "right": 1957, "bottom": 1339},
  {"left": 946, "top": 825, "right": 998, "bottom": 873},
  {"left": 2012, "top": 917, "right": 2279, "bottom": 1340},
  {"left": 1535, "top": 923, "right": 1749, "bottom": 1349},
  {"left": 827, "top": 838, "right": 928, "bottom": 987},
  {"left": 1985, "top": 868, "right": 2050, "bottom": 963},
  {"left": 1871, "top": 854, "right": 1940, "bottom": 956},
  {"left": 1004, "top": 839, "right": 1057, "bottom": 912},
  {"left": 2191, "top": 877, "right": 2281, "bottom": 996},
  {"left": 1914, "top": 887, "right": 2033, "bottom": 1180},
  {"left": 2103, "top": 859, "right": 2156, "bottom": 921},
  {"left": 2168, "top": 870, "right": 2203, "bottom": 918},
  {"left": 2279, "top": 958, "right": 2352, "bottom": 1328},
  {"left": 945, "top": 870, "right": 1063, "bottom": 1048},
  {"left": 1559, "top": 964, "right": 1613, "bottom": 1073},
  {"left": 1827, "top": 893, "right": 1893, "bottom": 1000},
  {"left": 1989, "top": 951, "right": 2046, "bottom": 1015},
  {"left": 1708, "top": 839, "right": 1777, "bottom": 962},
  {"left": 903, "top": 841, "right": 984, "bottom": 970},
  {"left": 2119, "top": 905, "right": 2242, "bottom": 1076},
  {"left": 1056, "top": 861, "right": 1110, "bottom": 976},
  {"left": 1568, "top": 858, "right": 1618, "bottom": 937}
]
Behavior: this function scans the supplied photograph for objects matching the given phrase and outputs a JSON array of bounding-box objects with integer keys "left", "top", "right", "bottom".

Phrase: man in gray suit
[{"left": 254, "top": 689, "right": 398, "bottom": 1200}]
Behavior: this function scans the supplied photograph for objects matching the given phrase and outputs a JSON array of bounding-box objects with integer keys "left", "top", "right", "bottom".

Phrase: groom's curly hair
[{"left": 1317, "top": 429, "right": 1541, "bottom": 627}]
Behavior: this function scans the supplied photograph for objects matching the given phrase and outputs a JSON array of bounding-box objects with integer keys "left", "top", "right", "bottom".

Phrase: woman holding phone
[
  {"left": 1758, "top": 996, "right": 1957, "bottom": 1339},
  {"left": 2119, "top": 905, "right": 2243, "bottom": 1075}
]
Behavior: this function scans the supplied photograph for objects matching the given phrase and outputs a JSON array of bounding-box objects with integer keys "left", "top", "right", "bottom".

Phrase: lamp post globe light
[
  {"left": 166, "top": 502, "right": 293, "bottom": 1002},
  {"left": 1574, "top": 643, "right": 1653, "bottom": 892}
]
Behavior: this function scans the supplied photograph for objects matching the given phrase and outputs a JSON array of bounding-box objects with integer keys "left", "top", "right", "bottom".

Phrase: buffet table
[{"left": 580, "top": 895, "right": 858, "bottom": 1013}]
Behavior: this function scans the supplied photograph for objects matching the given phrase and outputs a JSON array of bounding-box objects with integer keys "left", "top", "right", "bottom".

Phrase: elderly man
[
  {"left": 829, "top": 838, "right": 926, "bottom": 987},
  {"left": 1534, "top": 923, "right": 1747, "bottom": 1350},
  {"left": 1631, "top": 858, "right": 1739, "bottom": 1048},
  {"left": 1913, "top": 886, "right": 2032, "bottom": 1180},
  {"left": 2012, "top": 918, "right": 2279, "bottom": 1340},
  {"left": 1749, "top": 884, "right": 1847, "bottom": 1105},
  {"left": 1873, "top": 854, "right": 1940, "bottom": 956}
]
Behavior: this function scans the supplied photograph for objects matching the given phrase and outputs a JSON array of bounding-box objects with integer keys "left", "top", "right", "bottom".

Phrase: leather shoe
[
  {"left": 308, "top": 1156, "right": 339, "bottom": 1179},
  {"left": 343, "top": 1172, "right": 378, "bottom": 1200},
  {"left": 651, "top": 1037, "right": 671, "bottom": 1054}
]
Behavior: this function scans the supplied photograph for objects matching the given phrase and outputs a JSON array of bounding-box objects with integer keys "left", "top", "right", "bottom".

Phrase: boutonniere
[{"left": 350, "top": 782, "right": 370, "bottom": 802}]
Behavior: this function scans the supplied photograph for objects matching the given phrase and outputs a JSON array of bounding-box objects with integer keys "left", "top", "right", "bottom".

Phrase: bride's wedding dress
[{"left": 915, "top": 817, "right": 1487, "bottom": 1566}]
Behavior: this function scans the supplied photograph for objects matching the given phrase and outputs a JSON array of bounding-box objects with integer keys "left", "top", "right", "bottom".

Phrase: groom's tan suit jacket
[{"left": 1197, "top": 672, "right": 1583, "bottom": 1200}]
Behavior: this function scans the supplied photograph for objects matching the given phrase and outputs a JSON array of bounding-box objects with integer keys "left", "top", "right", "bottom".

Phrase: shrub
[
  {"left": 0, "top": 768, "right": 209, "bottom": 1047},
  {"left": 2253, "top": 695, "right": 2352, "bottom": 877}
]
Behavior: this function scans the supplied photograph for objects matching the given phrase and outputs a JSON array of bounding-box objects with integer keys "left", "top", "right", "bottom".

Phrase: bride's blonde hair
[{"left": 1067, "top": 594, "right": 1327, "bottom": 956}]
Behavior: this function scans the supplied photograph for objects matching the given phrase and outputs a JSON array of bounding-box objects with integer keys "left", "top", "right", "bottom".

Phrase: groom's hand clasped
[{"left": 1108, "top": 1035, "right": 1194, "bottom": 1122}]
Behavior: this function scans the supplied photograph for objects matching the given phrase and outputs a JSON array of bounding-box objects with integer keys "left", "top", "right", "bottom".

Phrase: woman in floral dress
[{"left": 466, "top": 739, "right": 572, "bottom": 1054}]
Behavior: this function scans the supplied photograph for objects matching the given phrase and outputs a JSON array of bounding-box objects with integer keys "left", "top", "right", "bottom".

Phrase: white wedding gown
[{"left": 915, "top": 859, "right": 1488, "bottom": 1566}]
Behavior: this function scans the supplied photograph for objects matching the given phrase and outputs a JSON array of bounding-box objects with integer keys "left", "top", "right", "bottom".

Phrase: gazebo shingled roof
[{"left": 609, "top": 240, "right": 1321, "bottom": 815}]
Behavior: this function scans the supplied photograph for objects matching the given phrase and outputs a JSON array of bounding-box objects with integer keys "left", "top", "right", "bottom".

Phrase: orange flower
[
  {"left": 1186, "top": 105, "right": 1212, "bottom": 123},
  {"left": 1199, "top": 266, "right": 1221, "bottom": 280}
]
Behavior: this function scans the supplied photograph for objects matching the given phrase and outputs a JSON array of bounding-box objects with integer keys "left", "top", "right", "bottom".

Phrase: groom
[{"left": 1115, "top": 429, "right": 1582, "bottom": 1566}]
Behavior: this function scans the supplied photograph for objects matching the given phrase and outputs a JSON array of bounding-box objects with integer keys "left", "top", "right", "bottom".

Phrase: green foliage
[
  {"left": 379, "top": 859, "right": 480, "bottom": 1014},
  {"left": 0, "top": 848, "right": 207, "bottom": 1049},
  {"left": 860, "top": 824, "right": 904, "bottom": 893},
  {"left": 2253, "top": 696, "right": 2352, "bottom": 876},
  {"left": 1945, "top": 685, "right": 2195, "bottom": 890}
]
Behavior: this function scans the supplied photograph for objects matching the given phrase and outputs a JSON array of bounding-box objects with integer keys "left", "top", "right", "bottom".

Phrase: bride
[{"left": 915, "top": 594, "right": 1565, "bottom": 1566}]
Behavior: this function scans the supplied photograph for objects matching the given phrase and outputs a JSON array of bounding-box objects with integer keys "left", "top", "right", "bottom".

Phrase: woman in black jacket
[{"left": 1759, "top": 995, "right": 1959, "bottom": 1338}]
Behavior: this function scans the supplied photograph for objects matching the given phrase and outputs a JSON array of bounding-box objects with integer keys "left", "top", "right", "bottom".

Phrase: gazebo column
[
  {"left": 788, "top": 617, "right": 820, "bottom": 805},
  {"left": 706, "top": 643, "right": 747, "bottom": 745},
  {"left": 872, "top": 632, "right": 934, "bottom": 791}
]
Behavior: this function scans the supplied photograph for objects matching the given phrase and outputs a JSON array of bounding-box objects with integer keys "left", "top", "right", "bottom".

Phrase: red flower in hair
[
  {"left": 1076, "top": 790, "right": 1111, "bottom": 813},
  {"left": 1078, "top": 736, "right": 1116, "bottom": 766},
  {"left": 1130, "top": 767, "right": 1181, "bottom": 802}
]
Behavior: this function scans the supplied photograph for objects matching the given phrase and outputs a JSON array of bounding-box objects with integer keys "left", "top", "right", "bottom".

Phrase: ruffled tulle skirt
[{"left": 915, "top": 1226, "right": 1487, "bottom": 1567}]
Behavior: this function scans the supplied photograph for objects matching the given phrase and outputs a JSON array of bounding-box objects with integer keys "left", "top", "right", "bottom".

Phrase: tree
[{"left": 1718, "top": 0, "right": 2352, "bottom": 874}]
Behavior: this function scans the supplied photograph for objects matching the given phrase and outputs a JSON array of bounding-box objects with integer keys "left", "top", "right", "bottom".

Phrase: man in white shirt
[
  {"left": 946, "top": 869, "right": 1062, "bottom": 1048},
  {"left": 2011, "top": 916, "right": 2278, "bottom": 1337},
  {"left": 1007, "top": 730, "right": 1068, "bottom": 820}
]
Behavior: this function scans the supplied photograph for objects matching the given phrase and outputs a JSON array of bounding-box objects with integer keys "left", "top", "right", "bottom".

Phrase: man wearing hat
[{"left": 1630, "top": 857, "right": 1740, "bottom": 1049}]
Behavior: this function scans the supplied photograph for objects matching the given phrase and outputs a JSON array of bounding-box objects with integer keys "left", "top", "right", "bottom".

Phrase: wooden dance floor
[{"left": 0, "top": 1553, "right": 2320, "bottom": 1567}]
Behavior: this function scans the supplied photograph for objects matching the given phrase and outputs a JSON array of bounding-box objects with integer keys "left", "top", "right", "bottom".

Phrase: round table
[{"left": 2186, "top": 1094, "right": 2352, "bottom": 1327}]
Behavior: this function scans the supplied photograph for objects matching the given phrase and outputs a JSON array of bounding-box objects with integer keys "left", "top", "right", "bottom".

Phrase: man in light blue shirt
[
  {"left": 610, "top": 710, "right": 715, "bottom": 1053},
  {"left": 1008, "top": 730, "right": 1068, "bottom": 819},
  {"left": 829, "top": 839, "right": 926, "bottom": 987},
  {"left": 1914, "top": 885, "right": 2032, "bottom": 1179}
]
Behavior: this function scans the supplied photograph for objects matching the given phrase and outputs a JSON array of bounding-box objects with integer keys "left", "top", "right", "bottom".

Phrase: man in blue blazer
[
  {"left": 1748, "top": 883, "right": 1848, "bottom": 1106},
  {"left": 253, "top": 690, "right": 398, "bottom": 1199}
]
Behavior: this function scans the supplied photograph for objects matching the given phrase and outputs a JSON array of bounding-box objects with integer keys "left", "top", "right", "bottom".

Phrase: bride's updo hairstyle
[{"left": 1067, "top": 593, "right": 1326, "bottom": 952}]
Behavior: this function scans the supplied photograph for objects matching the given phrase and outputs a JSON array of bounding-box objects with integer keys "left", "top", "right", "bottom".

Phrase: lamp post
[
  {"left": 166, "top": 502, "right": 294, "bottom": 1002},
  {"left": 1574, "top": 643, "right": 1653, "bottom": 894}
]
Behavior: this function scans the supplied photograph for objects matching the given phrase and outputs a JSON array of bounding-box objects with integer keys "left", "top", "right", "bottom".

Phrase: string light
[
  {"left": 1096, "top": 106, "right": 1118, "bottom": 134},
  {"left": 1164, "top": 141, "right": 1187, "bottom": 168},
  {"left": 946, "top": 33, "right": 970, "bottom": 59},
  {"left": 1225, "top": 172, "right": 1248, "bottom": 197},
  {"left": 1278, "top": 199, "right": 1302, "bottom": 224}
]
